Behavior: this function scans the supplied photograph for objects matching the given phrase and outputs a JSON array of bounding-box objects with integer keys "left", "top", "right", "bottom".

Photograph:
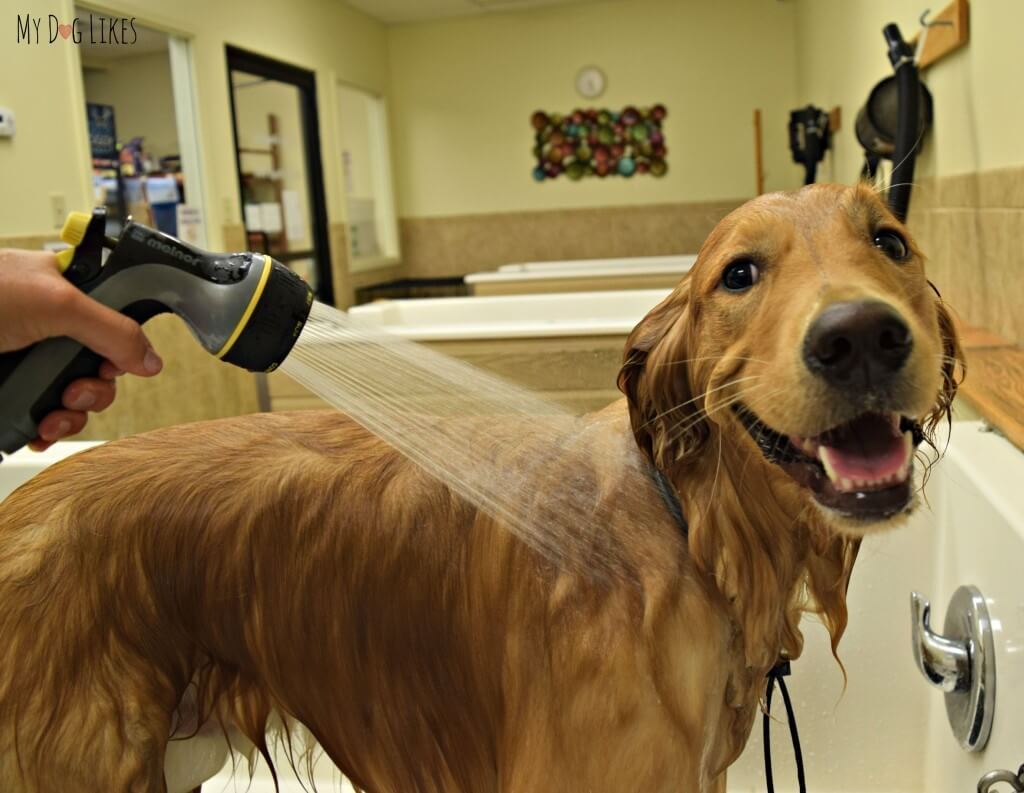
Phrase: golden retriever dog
[{"left": 0, "top": 183, "right": 960, "bottom": 792}]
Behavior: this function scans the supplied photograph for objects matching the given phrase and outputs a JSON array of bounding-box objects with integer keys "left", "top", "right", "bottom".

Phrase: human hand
[{"left": 0, "top": 248, "right": 163, "bottom": 450}]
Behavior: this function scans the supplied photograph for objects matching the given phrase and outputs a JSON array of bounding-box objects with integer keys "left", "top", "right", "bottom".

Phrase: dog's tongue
[{"left": 809, "top": 414, "right": 912, "bottom": 491}]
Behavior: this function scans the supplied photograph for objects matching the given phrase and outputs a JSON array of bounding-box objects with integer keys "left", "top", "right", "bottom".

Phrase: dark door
[{"left": 226, "top": 46, "right": 333, "bottom": 303}]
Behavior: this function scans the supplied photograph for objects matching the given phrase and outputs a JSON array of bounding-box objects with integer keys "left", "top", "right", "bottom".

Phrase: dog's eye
[
  {"left": 721, "top": 260, "right": 760, "bottom": 292},
  {"left": 874, "top": 229, "right": 909, "bottom": 261}
]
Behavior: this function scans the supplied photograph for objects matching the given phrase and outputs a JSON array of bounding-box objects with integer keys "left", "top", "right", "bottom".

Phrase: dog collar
[{"left": 650, "top": 466, "right": 688, "bottom": 538}]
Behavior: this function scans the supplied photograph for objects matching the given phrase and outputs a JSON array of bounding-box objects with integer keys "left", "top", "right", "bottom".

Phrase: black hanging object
[
  {"left": 854, "top": 77, "right": 932, "bottom": 163},
  {"left": 788, "top": 105, "right": 831, "bottom": 186},
  {"left": 764, "top": 659, "right": 806, "bottom": 793},
  {"left": 855, "top": 24, "right": 934, "bottom": 222}
]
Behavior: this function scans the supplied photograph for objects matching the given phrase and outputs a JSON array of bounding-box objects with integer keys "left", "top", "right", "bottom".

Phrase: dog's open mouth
[{"left": 737, "top": 408, "right": 925, "bottom": 521}]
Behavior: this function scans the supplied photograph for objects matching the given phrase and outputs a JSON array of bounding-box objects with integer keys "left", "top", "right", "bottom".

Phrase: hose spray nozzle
[{"left": 0, "top": 208, "right": 314, "bottom": 456}]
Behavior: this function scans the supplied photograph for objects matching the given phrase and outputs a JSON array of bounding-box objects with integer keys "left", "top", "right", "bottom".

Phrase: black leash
[
  {"left": 764, "top": 659, "right": 806, "bottom": 793},
  {"left": 649, "top": 466, "right": 807, "bottom": 793}
]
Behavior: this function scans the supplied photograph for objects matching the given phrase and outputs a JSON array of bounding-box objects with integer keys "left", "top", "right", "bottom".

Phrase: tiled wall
[
  {"left": 227, "top": 221, "right": 400, "bottom": 309},
  {"left": 397, "top": 199, "right": 743, "bottom": 279},
  {"left": 908, "top": 165, "right": 1024, "bottom": 345}
]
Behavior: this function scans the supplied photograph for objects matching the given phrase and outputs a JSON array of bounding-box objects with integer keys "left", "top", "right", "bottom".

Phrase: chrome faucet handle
[
  {"left": 910, "top": 591, "right": 970, "bottom": 693},
  {"left": 909, "top": 586, "right": 996, "bottom": 752},
  {"left": 978, "top": 765, "right": 1024, "bottom": 793}
]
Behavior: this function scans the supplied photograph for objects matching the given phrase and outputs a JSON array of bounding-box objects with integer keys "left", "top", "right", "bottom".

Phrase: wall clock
[{"left": 575, "top": 66, "right": 606, "bottom": 99}]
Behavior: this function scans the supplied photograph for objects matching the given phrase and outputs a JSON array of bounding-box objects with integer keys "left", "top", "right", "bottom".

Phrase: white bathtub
[
  {"left": 4, "top": 423, "right": 1021, "bottom": 793},
  {"left": 495, "top": 254, "right": 698, "bottom": 273},
  {"left": 346, "top": 288, "right": 671, "bottom": 341},
  {"left": 279, "top": 289, "right": 672, "bottom": 414}
]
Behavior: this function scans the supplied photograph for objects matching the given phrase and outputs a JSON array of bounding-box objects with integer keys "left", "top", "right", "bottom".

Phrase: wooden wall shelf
[
  {"left": 910, "top": 0, "right": 970, "bottom": 71},
  {"left": 956, "top": 319, "right": 1024, "bottom": 453}
]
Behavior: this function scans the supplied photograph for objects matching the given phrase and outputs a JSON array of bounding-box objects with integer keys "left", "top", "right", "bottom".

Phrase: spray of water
[{"left": 279, "top": 301, "right": 671, "bottom": 582}]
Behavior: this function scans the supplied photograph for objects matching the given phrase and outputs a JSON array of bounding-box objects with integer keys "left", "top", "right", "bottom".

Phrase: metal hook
[{"left": 920, "top": 8, "right": 954, "bottom": 28}]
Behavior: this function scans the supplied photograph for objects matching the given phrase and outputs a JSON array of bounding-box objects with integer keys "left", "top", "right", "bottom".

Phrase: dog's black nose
[{"left": 803, "top": 300, "right": 912, "bottom": 389}]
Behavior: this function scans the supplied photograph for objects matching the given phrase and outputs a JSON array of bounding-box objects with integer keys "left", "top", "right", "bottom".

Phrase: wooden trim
[
  {"left": 471, "top": 272, "right": 683, "bottom": 297},
  {"left": 828, "top": 106, "right": 842, "bottom": 134},
  {"left": 753, "top": 109, "right": 764, "bottom": 196}
]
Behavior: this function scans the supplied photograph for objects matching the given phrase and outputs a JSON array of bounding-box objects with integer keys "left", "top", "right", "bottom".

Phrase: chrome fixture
[
  {"left": 978, "top": 764, "right": 1024, "bottom": 793},
  {"left": 910, "top": 585, "right": 996, "bottom": 751}
]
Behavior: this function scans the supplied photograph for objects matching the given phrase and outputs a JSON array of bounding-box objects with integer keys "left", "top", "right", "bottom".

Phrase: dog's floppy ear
[
  {"left": 924, "top": 284, "right": 965, "bottom": 438},
  {"left": 617, "top": 280, "right": 708, "bottom": 469}
]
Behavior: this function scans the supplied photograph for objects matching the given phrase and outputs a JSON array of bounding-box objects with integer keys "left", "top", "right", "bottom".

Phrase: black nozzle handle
[
  {"left": 883, "top": 23, "right": 915, "bottom": 68},
  {"left": 883, "top": 22, "right": 920, "bottom": 222},
  {"left": 0, "top": 300, "right": 169, "bottom": 456}
]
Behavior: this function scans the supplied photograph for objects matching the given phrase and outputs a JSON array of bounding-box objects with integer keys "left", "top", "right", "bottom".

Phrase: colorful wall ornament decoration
[{"left": 531, "top": 105, "right": 667, "bottom": 181}]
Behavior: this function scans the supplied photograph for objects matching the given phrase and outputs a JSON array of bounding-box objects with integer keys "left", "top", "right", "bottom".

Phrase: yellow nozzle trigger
[
  {"left": 60, "top": 212, "right": 91, "bottom": 246},
  {"left": 55, "top": 247, "right": 76, "bottom": 273}
]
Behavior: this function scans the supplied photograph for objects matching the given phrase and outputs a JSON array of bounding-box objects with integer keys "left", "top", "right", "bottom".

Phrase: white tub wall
[
  {"left": 0, "top": 442, "right": 101, "bottom": 500},
  {"left": 345, "top": 288, "right": 671, "bottom": 340},
  {"left": 922, "top": 426, "right": 1024, "bottom": 792}
]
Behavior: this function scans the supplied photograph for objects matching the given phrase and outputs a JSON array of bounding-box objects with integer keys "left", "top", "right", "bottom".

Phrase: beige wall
[
  {"left": 336, "top": 83, "right": 376, "bottom": 200},
  {"left": 82, "top": 49, "right": 179, "bottom": 160},
  {"left": 6, "top": 1, "right": 1021, "bottom": 256},
  {"left": 794, "top": 0, "right": 1024, "bottom": 183},
  {"left": 387, "top": 0, "right": 802, "bottom": 219},
  {"left": 0, "top": 0, "right": 93, "bottom": 236},
  {"left": 0, "top": 0, "right": 391, "bottom": 249}
]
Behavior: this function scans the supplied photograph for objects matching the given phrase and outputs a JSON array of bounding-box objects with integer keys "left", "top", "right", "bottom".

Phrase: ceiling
[{"left": 346, "top": 0, "right": 613, "bottom": 24}]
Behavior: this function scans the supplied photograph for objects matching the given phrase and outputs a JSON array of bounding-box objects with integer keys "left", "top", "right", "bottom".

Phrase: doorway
[
  {"left": 78, "top": 11, "right": 206, "bottom": 245},
  {"left": 226, "top": 47, "right": 333, "bottom": 303}
]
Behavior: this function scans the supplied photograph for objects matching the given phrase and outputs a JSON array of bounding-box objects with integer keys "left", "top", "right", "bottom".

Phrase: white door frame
[{"left": 168, "top": 35, "right": 208, "bottom": 247}]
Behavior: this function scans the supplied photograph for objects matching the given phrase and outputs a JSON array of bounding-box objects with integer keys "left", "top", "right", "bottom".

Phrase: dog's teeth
[
  {"left": 817, "top": 429, "right": 914, "bottom": 494},
  {"left": 899, "top": 431, "right": 913, "bottom": 481},
  {"left": 890, "top": 413, "right": 900, "bottom": 430},
  {"left": 818, "top": 447, "right": 839, "bottom": 483}
]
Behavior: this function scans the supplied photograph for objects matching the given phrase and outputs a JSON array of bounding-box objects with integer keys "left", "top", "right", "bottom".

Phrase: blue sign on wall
[{"left": 86, "top": 103, "right": 117, "bottom": 160}]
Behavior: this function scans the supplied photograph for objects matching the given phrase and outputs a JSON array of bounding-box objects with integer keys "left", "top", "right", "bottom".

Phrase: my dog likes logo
[{"left": 16, "top": 13, "right": 138, "bottom": 44}]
